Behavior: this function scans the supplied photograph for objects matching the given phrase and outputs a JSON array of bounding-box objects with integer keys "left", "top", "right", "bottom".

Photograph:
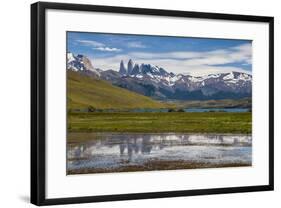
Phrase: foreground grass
[
  {"left": 68, "top": 112, "right": 252, "bottom": 134},
  {"left": 67, "top": 159, "right": 251, "bottom": 175}
]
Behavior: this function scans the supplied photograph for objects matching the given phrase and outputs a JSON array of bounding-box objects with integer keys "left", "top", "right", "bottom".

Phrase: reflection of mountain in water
[
  {"left": 67, "top": 133, "right": 252, "bottom": 172},
  {"left": 68, "top": 134, "right": 252, "bottom": 162}
]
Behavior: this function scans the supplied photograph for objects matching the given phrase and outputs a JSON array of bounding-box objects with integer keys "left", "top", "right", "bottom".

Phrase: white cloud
[
  {"left": 77, "top": 39, "right": 122, "bottom": 52},
  {"left": 93, "top": 47, "right": 122, "bottom": 52},
  {"left": 127, "top": 41, "right": 146, "bottom": 48},
  {"left": 77, "top": 40, "right": 105, "bottom": 47},
  {"left": 90, "top": 43, "right": 252, "bottom": 75},
  {"left": 130, "top": 43, "right": 252, "bottom": 65}
]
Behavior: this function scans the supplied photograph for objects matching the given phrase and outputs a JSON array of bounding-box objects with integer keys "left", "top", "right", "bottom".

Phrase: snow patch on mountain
[
  {"left": 188, "top": 76, "right": 204, "bottom": 83},
  {"left": 223, "top": 72, "right": 235, "bottom": 80},
  {"left": 67, "top": 52, "right": 100, "bottom": 75}
]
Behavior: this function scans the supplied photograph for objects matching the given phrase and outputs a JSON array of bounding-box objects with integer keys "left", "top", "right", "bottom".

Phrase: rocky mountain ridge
[{"left": 67, "top": 53, "right": 252, "bottom": 100}]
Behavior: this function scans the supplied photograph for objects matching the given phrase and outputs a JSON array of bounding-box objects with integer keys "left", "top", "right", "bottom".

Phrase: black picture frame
[{"left": 31, "top": 1, "right": 274, "bottom": 206}]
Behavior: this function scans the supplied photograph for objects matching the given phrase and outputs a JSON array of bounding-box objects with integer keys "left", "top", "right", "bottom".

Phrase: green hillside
[{"left": 67, "top": 71, "right": 169, "bottom": 110}]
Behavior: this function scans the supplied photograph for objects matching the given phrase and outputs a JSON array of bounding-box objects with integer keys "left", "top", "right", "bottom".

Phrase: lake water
[
  {"left": 184, "top": 108, "right": 249, "bottom": 112},
  {"left": 131, "top": 108, "right": 249, "bottom": 113},
  {"left": 67, "top": 133, "right": 252, "bottom": 174}
]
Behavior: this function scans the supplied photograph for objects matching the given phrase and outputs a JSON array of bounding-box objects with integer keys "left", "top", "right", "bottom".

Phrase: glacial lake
[
  {"left": 130, "top": 108, "right": 249, "bottom": 113},
  {"left": 67, "top": 133, "right": 252, "bottom": 174}
]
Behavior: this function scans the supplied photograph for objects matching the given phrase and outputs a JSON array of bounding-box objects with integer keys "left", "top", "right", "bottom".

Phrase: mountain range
[{"left": 67, "top": 52, "right": 252, "bottom": 100}]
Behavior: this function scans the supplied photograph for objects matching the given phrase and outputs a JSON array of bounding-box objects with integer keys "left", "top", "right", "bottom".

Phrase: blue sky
[{"left": 67, "top": 32, "right": 252, "bottom": 75}]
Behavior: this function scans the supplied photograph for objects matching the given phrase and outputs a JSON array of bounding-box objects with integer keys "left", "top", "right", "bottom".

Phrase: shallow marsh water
[{"left": 67, "top": 133, "right": 252, "bottom": 174}]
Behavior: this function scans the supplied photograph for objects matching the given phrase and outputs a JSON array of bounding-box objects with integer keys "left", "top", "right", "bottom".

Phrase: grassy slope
[
  {"left": 67, "top": 71, "right": 170, "bottom": 109},
  {"left": 68, "top": 112, "right": 252, "bottom": 134}
]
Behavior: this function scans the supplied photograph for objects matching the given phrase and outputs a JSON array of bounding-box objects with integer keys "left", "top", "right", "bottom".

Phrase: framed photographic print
[{"left": 31, "top": 1, "right": 274, "bottom": 206}]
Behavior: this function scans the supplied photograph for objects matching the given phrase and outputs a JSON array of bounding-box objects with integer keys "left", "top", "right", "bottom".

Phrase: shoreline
[
  {"left": 67, "top": 160, "right": 252, "bottom": 175},
  {"left": 67, "top": 131, "right": 252, "bottom": 143}
]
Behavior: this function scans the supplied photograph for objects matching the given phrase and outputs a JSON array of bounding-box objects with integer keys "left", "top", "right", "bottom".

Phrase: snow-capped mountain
[
  {"left": 117, "top": 59, "right": 251, "bottom": 89},
  {"left": 67, "top": 52, "right": 100, "bottom": 76},
  {"left": 67, "top": 54, "right": 252, "bottom": 100},
  {"left": 119, "top": 59, "right": 174, "bottom": 78},
  {"left": 106, "top": 59, "right": 252, "bottom": 100}
]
